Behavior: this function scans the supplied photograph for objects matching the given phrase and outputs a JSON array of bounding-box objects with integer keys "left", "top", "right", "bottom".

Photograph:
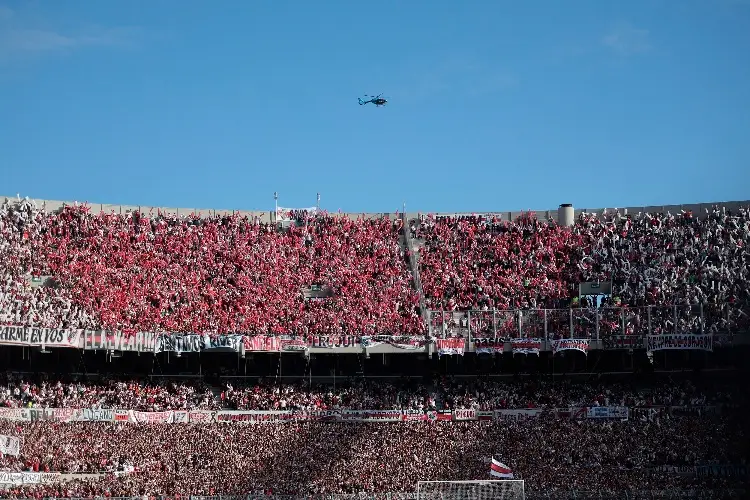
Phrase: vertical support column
[
  {"left": 726, "top": 303, "right": 731, "bottom": 334},
  {"left": 569, "top": 308, "right": 574, "bottom": 339},
  {"left": 595, "top": 308, "right": 600, "bottom": 341},
  {"left": 467, "top": 311, "right": 473, "bottom": 343},
  {"left": 517, "top": 309, "right": 523, "bottom": 338},
  {"left": 492, "top": 309, "right": 497, "bottom": 338}
]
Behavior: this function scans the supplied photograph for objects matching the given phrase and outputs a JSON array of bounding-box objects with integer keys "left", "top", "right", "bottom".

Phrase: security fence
[{"left": 428, "top": 303, "right": 750, "bottom": 340}]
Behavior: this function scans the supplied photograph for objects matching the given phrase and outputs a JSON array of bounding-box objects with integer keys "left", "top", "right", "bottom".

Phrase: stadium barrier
[
  {"left": 0, "top": 304, "right": 747, "bottom": 355},
  {"left": 429, "top": 303, "right": 749, "bottom": 340},
  {"left": 0, "top": 405, "right": 725, "bottom": 424}
]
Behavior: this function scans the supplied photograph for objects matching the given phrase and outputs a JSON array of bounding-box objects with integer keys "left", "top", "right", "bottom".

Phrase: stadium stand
[{"left": 0, "top": 194, "right": 748, "bottom": 499}]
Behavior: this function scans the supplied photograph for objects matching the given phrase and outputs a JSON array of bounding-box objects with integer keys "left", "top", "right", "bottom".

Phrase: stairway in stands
[{"left": 399, "top": 218, "right": 430, "bottom": 330}]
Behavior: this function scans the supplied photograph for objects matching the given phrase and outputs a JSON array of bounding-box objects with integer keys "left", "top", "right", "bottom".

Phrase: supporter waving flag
[{"left": 490, "top": 458, "right": 514, "bottom": 479}]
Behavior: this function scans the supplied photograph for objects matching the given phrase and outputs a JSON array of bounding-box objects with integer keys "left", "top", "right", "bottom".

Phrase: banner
[
  {"left": 216, "top": 410, "right": 298, "bottom": 423},
  {"left": 452, "top": 409, "right": 476, "bottom": 421},
  {"left": 246, "top": 335, "right": 362, "bottom": 350},
  {"left": 586, "top": 406, "right": 629, "bottom": 420},
  {"left": 603, "top": 335, "right": 644, "bottom": 350},
  {"left": 306, "top": 335, "right": 361, "bottom": 349},
  {"left": 495, "top": 409, "right": 542, "bottom": 420},
  {"left": 473, "top": 338, "right": 505, "bottom": 354},
  {"left": 85, "top": 330, "right": 157, "bottom": 353},
  {"left": 436, "top": 338, "right": 465, "bottom": 356},
  {"left": 551, "top": 339, "right": 590, "bottom": 355},
  {"left": 647, "top": 334, "right": 713, "bottom": 352},
  {"left": 132, "top": 411, "right": 174, "bottom": 424},
  {"left": 510, "top": 338, "right": 542, "bottom": 355},
  {"left": 361, "top": 335, "right": 429, "bottom": 350},
  {"left": 650, "top": 465, "right": 698, "bottom": 476},
  {"left": 450, "top": 409, "right": 493, "bottom": 421},
  {"left": 0, "top": 407, "right": 114, "bottom": 422},
  {"left": 341, "top": 410, "right": 404, "bottom": 422},
  {"left": 696, "top": 465, "right": 748, "bottom": 478},
  {"left": 651, "top": 465, "right": 748, "bottom": 478},
  {"left": 0, "top": 435, "right": 21, "bottom": 456},
  {"left": 0, "top": 406, "right": 686, "bottom": 425},
  {"left": 155, "top": 333, "right": 244, "bottom": 354},
  {"left": 0, "top": 326, "right": 81, "bottom": 348},
  {"left": 276, "top": 206, "right": 319, "bottom": 221},
  {"left": 0, "top": 472, "right": 60, "bottom": 485},
  {"left": 243, "top": 336, "right": 280, "bottom": 352}
]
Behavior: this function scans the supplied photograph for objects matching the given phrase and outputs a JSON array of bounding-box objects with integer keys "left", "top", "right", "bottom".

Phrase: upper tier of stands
[{"left": 1, "top": 195, "right": 748, "bottom": 337}]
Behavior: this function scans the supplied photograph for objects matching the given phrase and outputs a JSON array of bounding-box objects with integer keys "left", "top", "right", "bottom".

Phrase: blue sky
[{"left": 1, "top": 0, "right": 748, "bottom": 213}]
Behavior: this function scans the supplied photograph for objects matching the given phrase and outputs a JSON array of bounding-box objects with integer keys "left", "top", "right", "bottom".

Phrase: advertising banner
[
  {"left": 647, "top": 334, "right": 713, "bottom": 352},
  {"left": 0, "top": 326, "right": 81, "bottom": 348},
  {"left": 551, "top": 339, "right": 590, "bottom": 355}
]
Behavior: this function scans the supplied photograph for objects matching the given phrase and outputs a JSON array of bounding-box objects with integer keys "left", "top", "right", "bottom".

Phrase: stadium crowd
[
  {"left": 0, "top": 198, "right": 421, "bottom": 336},
  {"left": 415, "top": 207, "right": 750, "bottom": 338},
  {"left": 2, "top": 197, "right": 750, "bottom": 340},
  {"left": 0, "top": 375, "right": 738, "bottom": 412},
  {"left": 0, "top": 414, "right": 745, "bottom": 497}
]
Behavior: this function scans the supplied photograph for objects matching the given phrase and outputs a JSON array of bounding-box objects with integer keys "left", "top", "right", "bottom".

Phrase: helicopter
[{"left": 358, "top": 94, "right": 388, "bottom": 107}]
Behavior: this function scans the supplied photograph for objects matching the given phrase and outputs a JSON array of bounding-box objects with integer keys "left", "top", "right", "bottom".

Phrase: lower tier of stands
[{"left": 0, "top": 416, "right": 746, "bottom": 496}]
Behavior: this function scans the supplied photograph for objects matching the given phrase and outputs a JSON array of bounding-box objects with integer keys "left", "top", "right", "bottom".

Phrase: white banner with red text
[
  {"left": 436, "top": 338, "right": 465, "bottom": 356},
  {"left": 551, "top": 339, "right": 590, "bottom": 355}
]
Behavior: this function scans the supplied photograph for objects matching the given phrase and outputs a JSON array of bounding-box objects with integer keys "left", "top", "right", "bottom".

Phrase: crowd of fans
[
  {"left": 1, "top": 198, "right": 422, "bottom": 336},
  {"left": 3, "top": 197, "right": 750, "bottom": 339},
  {"left": 2, "top": 196, "right": 749, "bottom": 497},
  {"left": 0, "top": 413, "right": 745, "bottom": 497},
  {"left": 0, "top": 374, "right": 219, "bottom": 411},
  {"left": 0, "top": 374, "right": 739, "bottom": 412},
  {"left": 415, "top": 207, "right": 750, "bottom": 311},
  {"left": 414, "top": 207, "right": 750, "bottom": 338}
]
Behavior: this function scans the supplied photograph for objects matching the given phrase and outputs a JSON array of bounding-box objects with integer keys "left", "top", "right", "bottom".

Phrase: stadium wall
[{"left": 3, "top": 195, "right": 749, "bottom": 223}]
